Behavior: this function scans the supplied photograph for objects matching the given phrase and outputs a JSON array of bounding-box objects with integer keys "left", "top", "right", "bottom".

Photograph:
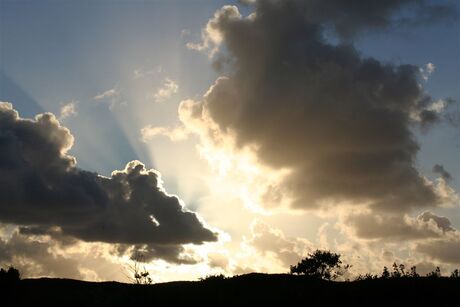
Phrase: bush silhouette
[
  {"left": 387, "top": 263, "right": 420, "bottom": 278},
  {"left": 199, "top": 274, "right": 227, "bottom": 282},
  {"left": 290, "top": 250, "right": 350, "bottom": 280},
  {"left": 354, "top": 273, "right": 378, "bottom": 281},
  {"left": 426, "top": 267, "right": 441, "bottom": 278},
  {"left": 127, "top": 254, "right": 152, "bottom": 285},
  {"left": 408, "top": 266, "right": 419, "bottom": 278}
]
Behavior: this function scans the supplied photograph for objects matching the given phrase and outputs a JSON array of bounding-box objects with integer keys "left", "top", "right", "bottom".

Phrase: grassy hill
[{"left": 3, "top": 273, "right": 459, "bottom": 306}]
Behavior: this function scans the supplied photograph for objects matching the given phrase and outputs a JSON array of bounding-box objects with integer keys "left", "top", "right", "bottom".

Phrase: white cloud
[
  {"left": 59, "top": 100, "right": 78, "bottom": 120},
  {"left": 186, "top": 5, "right": 241, "bottom": 58},
  {"left": 427, "top": 99, "right": 447, "bottom": 113},
  {"left": 153, "top": 78, "right": 179, "bottom": 103},
  {"left": 420, "top": 62, "right": 436, "bottom": 81},
  {"left": 93, "top": 88, "right": 118, "bottom": 101},
  {"left": 93, "top": 87, "right": 123, "bottom": 110}
]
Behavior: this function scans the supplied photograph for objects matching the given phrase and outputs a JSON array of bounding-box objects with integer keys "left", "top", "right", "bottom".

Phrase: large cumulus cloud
[
  {"left": 180, "top": 0, "right": 457, "bottom": 213},
  {"left": 0, "top": 102, "right": 217, "bottom": 262}
]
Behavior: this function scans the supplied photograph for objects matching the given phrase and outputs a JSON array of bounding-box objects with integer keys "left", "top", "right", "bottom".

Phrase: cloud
[
  {"left": 0, "top": 102, "right": 217, "bottom": 263},
  {"left": 141, "top": 125, "right": 190, "bottom": 142},
  {"left": 179, "top": 0, "right": 456, "bottom": 213},
  {"left": 93, "top": 87, "right": 123, "bottom": 109},
  {"left": 415, "top": 234, "right": 460, "bottom": 264},
  {"left": 189, "top": 1, "right": 458, "bottom": 55},
  {"left": 0, "top": 226, "right": 127, "bottom": 280},
  {"left": 186, "top": 5, "right": 241, "bottom": 57},
  {"left": 59, "top": 100, "right": 78, "bottom": 120},
  {"left": 417, "top": 211, "right": 455, "bottom": 232},
  {"left": 94, "top": 88, "right": 118, "bottom": 101},
  {"left": 420, "top": 62, "right": 436, "bottom": 81},
  {"left": 433, "top": 164, "right": 453, "bottom": 181},
  {"left": 243, "top": 219, "right": 312, "bottom": 267},
  {"left": 342, "top": 211, "right": 455, "bottom": 241},
  {"left": 128, "top": 244, "right": 200, "bottom": 265},
  {"left": 207, "top": 252, "right": 230, "bottom": 270},
  {"left": 0, "top": 230, "right": 82, "bottom": 279},
  {"left": 280, "top": 0, "right": 457, "bottom": 39},
  {"left": 153, "top": 78, "right": 178, "bottom": 103}
]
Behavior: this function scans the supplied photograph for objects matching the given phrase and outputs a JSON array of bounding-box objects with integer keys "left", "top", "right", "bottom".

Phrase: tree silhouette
[
  {"left": 391, "top": 262, "right": 402, "bottom": 278},
  {"left": 290, "top": 250, "right": 350, "bottom": 280},
  {"left": 0, "top": 266, "right": 20, "bottom": 285}
]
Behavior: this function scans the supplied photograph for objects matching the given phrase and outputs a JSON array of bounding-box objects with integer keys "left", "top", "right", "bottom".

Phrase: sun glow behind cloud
[{"left": 196, "top": 139, "right": 293, "bottom": 214}]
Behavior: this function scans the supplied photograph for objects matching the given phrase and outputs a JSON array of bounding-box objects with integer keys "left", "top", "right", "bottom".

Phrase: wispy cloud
[
  {"left": 153, "top": 78, "right": 178, "bottom": 103},
  {"left": 59, "top": 100, "right": 78, "bottom": 120},
  {"left": 93, "top": 86, "right": 124, "bottom": 110},
  {"left": 141, "top": 125, "right": 189, "bottom": 142},
  {"left": 94, "top": 88, "right": 118, "bottom": 101},
  {"left": 420, "top": 62, "right": 436, "bottom": 81}
]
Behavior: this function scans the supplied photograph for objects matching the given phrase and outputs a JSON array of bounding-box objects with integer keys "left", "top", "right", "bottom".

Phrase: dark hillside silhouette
[
  {"left": 3, "top": 273, "right": 459, "bottom": 307},
  {"left": 2, "top": 256, "right": 459, "bottom": 307}
]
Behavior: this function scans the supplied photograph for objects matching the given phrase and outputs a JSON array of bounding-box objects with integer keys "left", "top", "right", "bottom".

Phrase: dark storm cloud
[
  {"left": 182, "top": 0, "right": 456, "bottom": 212},
  {"left": 242, "top": 0, "right": 458, "bottom": 39},
  {"left": 0, "top": 102, "right": 217, "bottom": 262},
  {"left": 418, "top": 211, "right": 454, "bottom": 232},
  {"left": 129, "top": 244, "right": 199, "bottom": 264},
  {"left": 433, "top": 164, "right": 453, "bottom": 181}
]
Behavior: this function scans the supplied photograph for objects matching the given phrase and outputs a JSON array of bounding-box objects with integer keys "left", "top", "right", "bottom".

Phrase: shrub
[
  {"left": 199, "top": 274, "right": 227, "bottom": 282},
  {"left": 355, "top": 273, "right": 378, "bottom": 281},
  {"left": 426, "top": 267, "right": 441, "bottom": 278},
  {"left": 127, "top": 254, "right": 152, "bottom": 285}
]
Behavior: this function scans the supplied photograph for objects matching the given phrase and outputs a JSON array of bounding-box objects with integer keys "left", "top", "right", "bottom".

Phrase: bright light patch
[{"left": 149, "top": 215, "right": 160, "bottom": 226}]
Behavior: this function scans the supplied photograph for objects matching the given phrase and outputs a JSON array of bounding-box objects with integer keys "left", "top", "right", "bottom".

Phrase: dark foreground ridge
[{"left": 3, "top": 273, "right": 459, "bottom": 307}]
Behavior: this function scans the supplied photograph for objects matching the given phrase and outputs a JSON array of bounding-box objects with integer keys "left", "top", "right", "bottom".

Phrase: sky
[{"left": 0, "top": 0, "right": 459, "bottom": 282}]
